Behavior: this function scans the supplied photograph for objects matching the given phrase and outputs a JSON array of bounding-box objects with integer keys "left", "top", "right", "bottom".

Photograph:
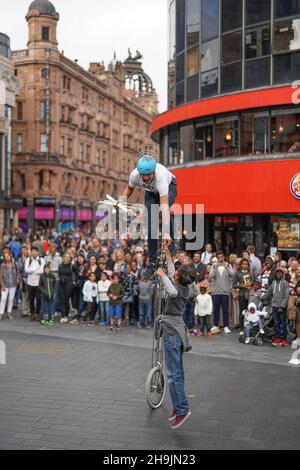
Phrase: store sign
[
  {"left": 60, "top": 199, "right": 76, "bottom": 207},
  {"left": 290, "top": 174, "right": 300, "bottom": 200},
  {"left": 35, "top": 198, "right": 55, "bottom": 206}
]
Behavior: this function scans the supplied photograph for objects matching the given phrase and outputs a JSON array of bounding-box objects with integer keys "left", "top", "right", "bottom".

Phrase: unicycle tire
[{"left": 145, "top": 365, "right": 167, "bottom": 409}]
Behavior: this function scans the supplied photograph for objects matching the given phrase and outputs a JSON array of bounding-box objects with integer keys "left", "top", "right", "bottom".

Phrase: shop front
[
  {"left": 78, "top": 202, "right": 93, "bottom": 231},
  {"left": 58, "top": 199, "right": 76, "bottom": 232},
  {"left": 34, "top": 198, "right": 55, "bottom": 230}
]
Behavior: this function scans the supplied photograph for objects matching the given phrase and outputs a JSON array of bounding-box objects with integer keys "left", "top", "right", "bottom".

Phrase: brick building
[{"left": 12, "top": 0, "right": 158, "bottom": 232}]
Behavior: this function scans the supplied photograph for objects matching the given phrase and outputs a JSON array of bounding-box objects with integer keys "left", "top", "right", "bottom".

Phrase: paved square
[{"left": 0, "top": 318, "right": 299, "bottom": 450}]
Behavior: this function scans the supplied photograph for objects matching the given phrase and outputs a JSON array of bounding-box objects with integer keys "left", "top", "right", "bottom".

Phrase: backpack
[{"left": 29, "top": 256, "right": 41, "bottom": 267}]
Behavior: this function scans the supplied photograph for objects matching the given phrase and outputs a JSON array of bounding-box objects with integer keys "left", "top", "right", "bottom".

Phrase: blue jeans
[
  {"left": 164, "top": 334, "right": 189, "bottom": 417},
  {"left": 212, "top": 294, "right": 229, "bottom": 327},
  {"left": 41, "top": 298, "right": 55, "bottom": 321},
  {"left": 245, "top": 320, "right": 262, "bottom": 338},
  {"left": 109, "top": 304, "right": 122, "bottom": 319},
  {"left": 139, "top": 302, "right": 153, "bottom": 327},
  {"left": 183, "top": 300, "right": 195, "bottom": 329},
  {"left": 272, "top": 307, "right": 287, "bottom": 340},
  {"left": 145, "top": 180, "right": 177, "bottom": 264},
  {"left": 99, "top": 301, "right": 109, "bottom": 323}
]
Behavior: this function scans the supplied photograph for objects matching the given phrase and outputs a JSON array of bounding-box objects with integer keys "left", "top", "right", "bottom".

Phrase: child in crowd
[
  {"left": 194, "top": 283, "right": 213, "bottom": 337},
  {"left": 135, "top": 274, "right": 155, "bottom": 328},
  {"left": 39, "top": 262, "right": 56, "bottom": 326},
  {"left": 242, "top": 302, "right": 268, "bottom": 344},
  {"left": 247, "top": 279, "right": 263, "bottom": 308},
  {"left": 82, "top": 272, "right": 99, "bottom": 325},
  {"left": 98, "top": 272, "right": 111, "bottom": 326},
  {"left": 108, "top": 273, "right": 125, "bottom": 332}
]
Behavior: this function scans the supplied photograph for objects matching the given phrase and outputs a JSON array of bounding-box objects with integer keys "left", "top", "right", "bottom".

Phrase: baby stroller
[{"left": 239, "top": 303, "right": 275, "bottom": 346}]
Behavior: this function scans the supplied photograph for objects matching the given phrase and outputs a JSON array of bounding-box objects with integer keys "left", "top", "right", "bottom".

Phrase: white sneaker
[
  {"left": 60, "top": 318, "right": 68, "bottom": 324},
  {"left": 245, "top": 338, "right": 250, "bottom": 344},
  {"left": 239, "top": 331, "right": 244, "bottom": 336},
  {"left": 211, "top": 326, "right": 220, "bottom": 335},
  {"left": 260, "top": 329, "right": 265, "bottom": 335},
  {"left": 224, "top": 326, "right": 231, "bottom": 334},
  {"left": 291, "top": 338, "right": 300, "bottom": 350}
]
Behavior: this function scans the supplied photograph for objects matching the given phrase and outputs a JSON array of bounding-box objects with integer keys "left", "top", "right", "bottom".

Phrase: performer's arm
[
  {"left": 121, "top": 184, "right": 135, "bottom": 200},
  {"left": 160, "top": 194, "right": 172, "bottom": 247}
]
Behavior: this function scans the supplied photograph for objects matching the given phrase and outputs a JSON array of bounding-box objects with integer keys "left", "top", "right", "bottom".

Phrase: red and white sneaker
[
  {"left": 168, "top": 410, "right": 176, "bottom": 422},
  {"left": 272, "top": 338, "right": 282, "bottom": 346},
  {"left": 171, "top": 411, "right": 191, "bottom": 430},
  {"left": 281, "top": 339, "right": 288, "bottom": 347}
]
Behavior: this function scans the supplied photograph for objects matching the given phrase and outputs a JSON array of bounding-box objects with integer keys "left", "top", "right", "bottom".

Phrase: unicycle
[{"left": 145, "top": 246, "right": 167, "bottom": 409}]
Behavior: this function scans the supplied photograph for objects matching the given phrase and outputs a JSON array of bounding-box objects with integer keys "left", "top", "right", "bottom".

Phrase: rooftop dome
[{"left": 28, "top": 0, "right": 56, "bottom": 15}]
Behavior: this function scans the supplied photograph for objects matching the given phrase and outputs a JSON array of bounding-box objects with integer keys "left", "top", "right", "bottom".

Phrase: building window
[
  {"left": 79, "top": 143, "right": 84, "bottom": 161},
  {"left": 201, "top": 38, "right": 218, "bottom": 72},
  {"left": 222, "top": 32, "right": 242, "bottom": 64},
  {"left": 245, "top": 57, "right": 271, "bottom": 88},
  {"left": 221, "top": 62, "right": 242, "bottom": 93},
  {"left": 273, "top": 51, "right": 300, "bottom": 84},
  {"left": 215, "top": 117, "right": 239, "bottom": 157},
  {"left": 186, "top": 75, "right": 199, "bottom": 102},
  {"left": 63, "top": 75, "right": 71, "bottom": 91},
  {"left": 68, "top": 138, "right": 73, "bottom": 158},
  {"left": 271, "top": 110, "right": 300, "bottom": 153},
  {"left": 176, "top": 81, "right": 185, "bottom": 106},
  {"left": 20, "top": 174, "right": 26, "bottom": 192},
  {"left": 176, "top": 52, "right": 185, "bottom": 83},
  {"left": 17, "top": 133, "right": 23, "bottom": 152},
  {"left": 275, "top": 0, "right": 300, "bottom": 19},
  {"left": 82, "top": 87, "right": 88, "bottom": 101},
  {"left": 176, "top": 0, "right": 185, "bottom": 54},
  {"left": 201, "top": 69, "right": 218, "bottom": 98},
  {"left": 102, "top": 150, "right": 107, "bottom": 167},
  {"left": 42, "top": 27, "right": 49, "bottom": 41},
  {"left": 86, "top": 145, "right": 91, "bottom": 162},
  {"left": 221, "top": 0, "right": 243, "bottom": 33},
  {"left": 241, "top": 112, "right": 270, "bottom": 155},
  {"left": 245, "top": 0, "right": 271, "bottom": 25},
  {"left": 17, "top": 102, "right": 23, "bottom": 121},
  {"left": 169, "top": 125, "right": 179, "bottom": 165},
  {"left": 195, "top": 123, "right": 214, "bottom": 160},
  {"left": 186, "top": 0, "right": 200, "bottom": 47},
  {"left": 41, "top": 68, "right": 49, "bottom": 79},
  {"left": 38, "top": 171, "right": 44, "bottom": 190},
  {"left": 40, "top": 101, "right": 46, "bottom": 120},
  {"left": 274, "top": 19, "right": 300, "bottom": 53},
  {"left": 245, "top": 25, "right": 271, "bottom": 59},
  {"left": 96, "top": 149, "right": 101, "bottom": 166},
  {"left": 60, "top": 137, "right": 65, "bottom": 156},
  {"left": 180, "top": 124, "right": 193, "bottom": 163},
  {"left": 40, "top": 133, "right": 48, "bottom": 152},
  {"left": 202, "top": 0, "right": 219, "bottom": 42},
  {"left": 186, "top": 47, "right": 199, "bottom": 77}
]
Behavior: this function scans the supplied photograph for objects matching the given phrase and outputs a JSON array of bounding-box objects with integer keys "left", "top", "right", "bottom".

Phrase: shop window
[
  {"left": 169, "top": 126, "right": 179, "bottom": 166},
  {"left": 222, "top": 32, "right": 242, "bottom": 64},
  {"left": 195, "top": 124, "right": 214, "bottom": 160},
  {"left": 221, "top": 62, "right": 242, "bottom": 93},
  {"left": 246, "top": 0, "right": 271, "bottom": 25},
  {"left": 176, "top": 81, "right": 185, "bottom": 106},
  {"left": 275, "top": 0, "right": 300, "bottom": 19},
  {"left": 180, "top": 124, "right": 194, "bottom": 163},
  {"left": 186, "top": 0, "right": 200, "bottom": 47},
  {"left": 201, "top": 39, "right": 218, "bottom": 72},
  {"left": 186, "top": 47, "right": 199, "bottom": 77},
  {"left": 245, "top": 25, "right": 271, "bottom": 59},
  {"left": 273, "top": 51, "right": 300, "bottom": 84},
  {"left": 176, "top": 0, "right": 185, "bottom": 54},
  {"left": 221, "top": 0, "right": 242, "bottom": 33},
  {"left": 176, "top": 53, "right": 185, "bottom": 83},
  {"left": 186, "top": 75, "right": 199, "bottom": 102},
  {"left": 271, "top": 111, "right": 300, "bottom": 153},
  {"left": 245, "top": 57, "right": 270, "bottom": 88},
  {"left": 215, "top": 117, "right": 239, "bottom": 157},
  {"left": 201, "top": 69, "right": 218, "bottom": 98},
  {"left": 202, "top": 0, "right": 219, "bottom": 42},
  {"left": 274, "top": 19, "right": 300, "bottom": 52},
  {"left": 273, "top": 216, "right": 300, "bottom": 251}
]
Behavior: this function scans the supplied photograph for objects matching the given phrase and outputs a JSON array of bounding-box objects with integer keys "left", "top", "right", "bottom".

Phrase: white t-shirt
[{"left": 129, "top": 163, "right": 174, "bottom": 196}]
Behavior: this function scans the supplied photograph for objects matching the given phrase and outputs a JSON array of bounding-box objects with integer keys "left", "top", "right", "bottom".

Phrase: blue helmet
[{"left": 137, "top": 154, "right": 157, "bottom": 175}]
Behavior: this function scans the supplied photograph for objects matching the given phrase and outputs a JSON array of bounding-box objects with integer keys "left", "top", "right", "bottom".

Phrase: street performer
[{"left": 119, "top": 153, "right": 177, "bottom": 277}]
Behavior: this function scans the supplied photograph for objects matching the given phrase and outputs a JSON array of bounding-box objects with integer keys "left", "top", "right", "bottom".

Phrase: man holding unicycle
[{"left": 119, "top": 153, "right": 177, "bottom": 277}]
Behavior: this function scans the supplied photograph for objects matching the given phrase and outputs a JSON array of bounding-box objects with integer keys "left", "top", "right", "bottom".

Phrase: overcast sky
[{"left": 0, "top": 0, "right": 168, "bottom": 111}]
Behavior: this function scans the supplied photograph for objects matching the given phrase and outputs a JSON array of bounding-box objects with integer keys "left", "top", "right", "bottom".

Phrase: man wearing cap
[
  {"left": 25, "top": 247, "right": 45, "bottom": 321},
  {"left": 119, "top": 153, "right": 177, "bottom": 277}
]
